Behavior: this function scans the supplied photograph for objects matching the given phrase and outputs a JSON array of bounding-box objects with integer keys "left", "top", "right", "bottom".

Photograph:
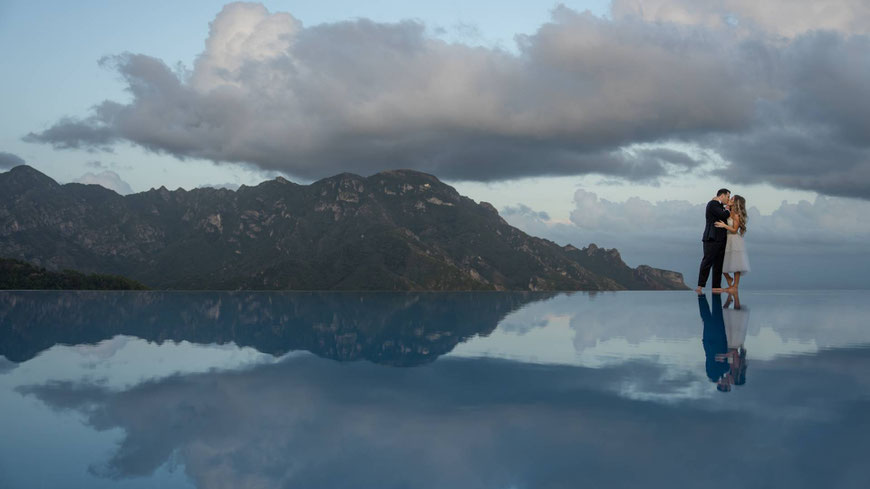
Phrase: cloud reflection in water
[{"left": 19, "top": 343, "right": 870, "bottom": 489}]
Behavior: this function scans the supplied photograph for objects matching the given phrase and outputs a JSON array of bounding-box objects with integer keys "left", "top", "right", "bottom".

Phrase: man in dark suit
[
  {"left": 695, "top": 188, "right": 730, "bottom": 294},
  {"left": 698, "top": 293, "right": 730, "bottom": 387}
]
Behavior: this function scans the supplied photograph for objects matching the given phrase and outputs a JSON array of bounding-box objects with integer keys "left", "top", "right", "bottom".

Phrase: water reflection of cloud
[
  {"left": 455, "top": 291, "right": 870, "bottom": 368},
  {"left": 18, "top": 349, "right": 870, "bottom": 489},
  {"left": 71, "top": 336, "right": 132, "bottom": 361},
  {"left": 11, "top": 337, "right": 275, "bottom": 390}
]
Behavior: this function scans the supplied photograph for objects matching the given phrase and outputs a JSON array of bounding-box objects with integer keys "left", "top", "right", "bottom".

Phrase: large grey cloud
[
  {"left": 0, "top": 151, "right": 25, "bottom": 170},
  {"left": 706, "top": 31, "right": 870, "bottom": 199},
  {"left": 23, "top": 1, "right": 870, "bottom": 198}
]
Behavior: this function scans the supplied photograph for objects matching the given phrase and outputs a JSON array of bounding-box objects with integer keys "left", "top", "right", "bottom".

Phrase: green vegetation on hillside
[{"left": 0, "top": 258, "right": 148, "bottom": 290}]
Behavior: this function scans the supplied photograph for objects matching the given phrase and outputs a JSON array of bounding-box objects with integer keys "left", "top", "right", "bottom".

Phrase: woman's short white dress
[
  {"left": 723, "top": 306, "right": 750, "bottom": 349},
  {"left": 723, "top": 218, "right": 750, "bottom": 274}
]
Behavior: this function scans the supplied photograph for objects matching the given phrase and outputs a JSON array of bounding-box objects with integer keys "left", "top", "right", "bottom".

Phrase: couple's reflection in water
[{"left": 699, "top": 291, "right": 749, "bottom": 392}]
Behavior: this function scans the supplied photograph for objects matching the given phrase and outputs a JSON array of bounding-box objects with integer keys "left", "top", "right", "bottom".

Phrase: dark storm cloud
[
  {"left": 713, "top": 124, "right": 870, "bottom": 199},
  {"left": 707, "top": 30, "right": 870, "bottom": 199},
  {"left": 634, "top": 148, "right": 701, "bottom": 169},
  {"left": 22, "top": 1, "right": 870, "bottom": 197},
  {"left": 783, "top": 32, "right": 870, "bottom": 145},
  {"left": 24, "top": 108, "right": 121, "bottom": 152},
  {"left": 0, "top": 151, "right": 25, "bottom": 170}
]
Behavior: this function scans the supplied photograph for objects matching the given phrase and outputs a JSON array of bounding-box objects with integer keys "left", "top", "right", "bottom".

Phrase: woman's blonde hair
[{"left": 732, "top": 195, "right": 747, "bottom": 236}]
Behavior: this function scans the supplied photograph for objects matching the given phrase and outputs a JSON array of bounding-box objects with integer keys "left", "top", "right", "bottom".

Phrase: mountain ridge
[{"left": 0, "top": 165, "right": 687, "bottom": 291}]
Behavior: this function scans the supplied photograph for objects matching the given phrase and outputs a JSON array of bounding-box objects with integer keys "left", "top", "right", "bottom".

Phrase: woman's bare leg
[
  {"left": 727, "top": 272, "right": 741, "bottom": 292},
  {"left": 724, "top": 273, "right": 734, "bottom": 288}
]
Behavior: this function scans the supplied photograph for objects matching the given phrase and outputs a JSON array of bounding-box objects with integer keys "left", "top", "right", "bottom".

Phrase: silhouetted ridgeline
[
  {"left": 0, "top": 290, "right": 555, "bottom": 365},
  {"left": 0, "top": 165, "right": 686, "bottom": 290},
  {"left": 0, "top": 257, "right": 147, "bottom": 290}
]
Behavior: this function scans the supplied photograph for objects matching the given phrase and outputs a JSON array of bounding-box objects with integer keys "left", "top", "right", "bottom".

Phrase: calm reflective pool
[{"left": 1, "top": 290, "right": 868, "bottom": 488}]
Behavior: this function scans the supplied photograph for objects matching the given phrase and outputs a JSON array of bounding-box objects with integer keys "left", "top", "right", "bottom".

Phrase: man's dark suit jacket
[{"left": 702, "top": 200, "right": 730, "bottom": 242}]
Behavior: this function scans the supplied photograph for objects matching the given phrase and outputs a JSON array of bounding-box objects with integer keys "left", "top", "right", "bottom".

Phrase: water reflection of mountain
[{"left": 0, "top": 291, "right": 555, "bottom": 366}]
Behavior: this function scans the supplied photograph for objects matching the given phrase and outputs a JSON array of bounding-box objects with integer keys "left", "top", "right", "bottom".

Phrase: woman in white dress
[
  {"left": 716, "top": 291, "right": 749, "bottom": 392},
  {"left": 714, "top": 195, "right": 750, "bottom": 293}
]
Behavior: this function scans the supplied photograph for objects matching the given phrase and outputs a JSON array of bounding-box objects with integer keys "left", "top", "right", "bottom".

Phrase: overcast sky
[{"left": 1, "top": 1, "right": 868, "bottom": 288}]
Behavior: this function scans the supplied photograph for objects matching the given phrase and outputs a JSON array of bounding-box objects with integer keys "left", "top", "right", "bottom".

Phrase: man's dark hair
[{"left": 717, "top": 188, "right": 731, "bottom": 197}]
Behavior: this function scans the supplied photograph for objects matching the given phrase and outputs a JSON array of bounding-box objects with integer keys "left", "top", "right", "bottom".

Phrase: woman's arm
[{"left": 714, "top": 214, "right": 739, "bottom": 233}]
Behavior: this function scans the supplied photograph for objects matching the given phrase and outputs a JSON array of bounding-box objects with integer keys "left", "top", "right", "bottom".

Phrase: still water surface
[{"left": 1, "top": 290, "right": 868, "bottom": 488}]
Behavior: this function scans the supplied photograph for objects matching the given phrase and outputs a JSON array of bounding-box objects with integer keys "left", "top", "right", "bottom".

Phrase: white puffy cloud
[
  {"left": 562, "top": 188, "right": 869, "bottom": 251},
  {"left": 569, "top": 189, "right": 699, "bottom": 235},
  {"left": 755, "top": 195, "right": 870, "bottom": 248},
  {"left": 72, "top": 170, "right": 134, "bottom": 195}
]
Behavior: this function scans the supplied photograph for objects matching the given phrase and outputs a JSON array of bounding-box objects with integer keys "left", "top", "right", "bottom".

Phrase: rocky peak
[
  {"left": 157, "top": 186, "right": 171, "bottom": 201},
  {"left": 317, "top": 172, "right": 365, "bottom": 185},
  {"left": 584, "top": 243, "right": 622, "bottom": 260},
  {"left": 479, "top": 202, "right": 499, "bottom": 214},
  {"left": 312, "top": 173, "right": 366, "bottom": 205},
  {"left": 0, "top": 165, "right": 60, "bottom": 193},
  {"left": 370, "top": 169, "right": 461, "bottom": 204}
]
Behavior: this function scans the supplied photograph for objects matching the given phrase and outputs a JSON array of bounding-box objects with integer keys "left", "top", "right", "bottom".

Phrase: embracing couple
[{"left": 695, "top": 188, "right": 751, "bottom": 295}]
